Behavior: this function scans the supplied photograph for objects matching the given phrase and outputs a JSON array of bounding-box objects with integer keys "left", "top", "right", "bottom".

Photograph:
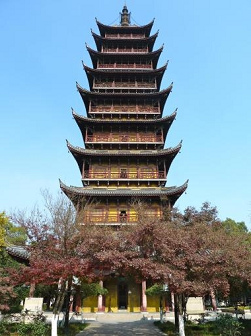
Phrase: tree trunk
[
  {"left": 174, "top": 294, "right": 179, "bottom": 334},
  {"left": 53, "top": 280, "right": 66, "bottom": 314},
  {"left": 51, "top": 314, "right": 58, "bottom": 336},
  {"left": 29, "top": 283, "right": 35, "bottom": 297},
  {"left": 210, "top": 289, "right": 217, "bottom": 311},
  {"left": 174, "top": 293, "right": 187, "bottom": 336},
  {"left": 64, "top": 277, "right": 73, "bottom": 332},
  {"left": 178, "top": 314, "right": 185, "bottom": 336}
]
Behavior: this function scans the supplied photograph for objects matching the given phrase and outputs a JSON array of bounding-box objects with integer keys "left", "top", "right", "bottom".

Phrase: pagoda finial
[{"left": 120, "top": 4, "right": 131, "bottom": 26}]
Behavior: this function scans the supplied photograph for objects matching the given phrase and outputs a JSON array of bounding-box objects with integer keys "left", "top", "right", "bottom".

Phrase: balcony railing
[
  {"left": 89, "top": 105, "right": 160, "bottom": 114},
  {"left": 102, "top": 48, "right": 148, "bottom": 53},
  {"left": 84, "top": 213, "right": 159, "bottom": 224},
  {"left": 98, "top": 63, "right": 152, "bottom": 69},
  {"left": 83, "top": 171, "right": 166, "bottom": 179},
  {"left": 93, "top": 82, "right": 156, "bottom": 89},
  {"left": 86, "top": 134, "right": 163, "bottom": 143},
  {"left": 105, "top": 33, "right": 145, "bottom": 39}
]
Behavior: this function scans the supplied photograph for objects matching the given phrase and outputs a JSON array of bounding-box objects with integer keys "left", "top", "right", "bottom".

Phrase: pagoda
[{"left": 60, "top": 5, "right": 187, "bottom": 313}]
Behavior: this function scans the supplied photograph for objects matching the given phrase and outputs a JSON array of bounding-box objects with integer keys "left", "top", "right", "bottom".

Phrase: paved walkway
[{"left": 76, "top": 320, "right": 166, "bottom": 336}]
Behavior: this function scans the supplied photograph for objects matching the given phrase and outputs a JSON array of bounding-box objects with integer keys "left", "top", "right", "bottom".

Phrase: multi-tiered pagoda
[{"left": 60, "top": 5, "right": 187, "bottom": 313}]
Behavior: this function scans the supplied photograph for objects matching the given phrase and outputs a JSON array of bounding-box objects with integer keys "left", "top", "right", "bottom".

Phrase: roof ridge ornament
[{"left": 120, "top": 5, "right": 131, "bottom": 26}]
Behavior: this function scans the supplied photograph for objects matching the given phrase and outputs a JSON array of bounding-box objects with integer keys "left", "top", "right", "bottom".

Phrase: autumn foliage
[{"left": 6, "top": 197, "right": 251, "bottom": 334}]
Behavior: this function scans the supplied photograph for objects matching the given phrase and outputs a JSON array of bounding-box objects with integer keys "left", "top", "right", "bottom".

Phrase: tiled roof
[
  {"left": 96, "top": 19, "right": 154, "bottom": 37},
  {"left": 66, "top": 141, "right": 182, "bottom": 157},
  {"left": 6, "top": 245, "right": 29, "bottom": 261},
  {"left": 60, "top": 180, "right": 188, "bottom": 198}
]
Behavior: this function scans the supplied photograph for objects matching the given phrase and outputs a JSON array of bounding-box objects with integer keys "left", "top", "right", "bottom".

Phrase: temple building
[{"left": 60, "top": 5, "right": 187, "bottom": 313}]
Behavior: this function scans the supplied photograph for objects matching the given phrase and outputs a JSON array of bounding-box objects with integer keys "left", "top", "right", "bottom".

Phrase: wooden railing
[
  {"left": 89, "top": 105, "right": 160, "bottom": 114},
  {"left": 93, "top": 82, "right": 156, "bottom": 89},
  {"left": 86, "top": 134, "right": 163, "bottom": 143},
  {"left": 84, "top": 213, "right": 160, "bottom": 224},
  {"left": 98, "top": 63, "right": 152, "bottom": 69},
  {"left": 102, "top": 48, "right": 148, "bottom": 53},
  {"left": 105, "top": 33, "right": 145, "bottom": 39},
  {"left": 84, "top": 214, "right": 137, "bottom": 224},
  {"left": 83, "top": 171, "right": 166, "bottom": 179}
]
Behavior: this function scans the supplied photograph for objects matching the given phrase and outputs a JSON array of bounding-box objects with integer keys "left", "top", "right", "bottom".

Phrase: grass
[{"left": 154, "top": 319, "right": 251, "bottom": 336}]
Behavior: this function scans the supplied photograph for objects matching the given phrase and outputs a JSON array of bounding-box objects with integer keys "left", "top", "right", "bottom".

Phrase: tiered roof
[{"left": 60, "top": 5, "right": 187, "bottom": 207}]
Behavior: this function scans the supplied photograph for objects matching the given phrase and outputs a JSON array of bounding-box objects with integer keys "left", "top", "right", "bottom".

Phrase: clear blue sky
[{"left": 1, "top": 0, "right": 251, "bottom": 228}]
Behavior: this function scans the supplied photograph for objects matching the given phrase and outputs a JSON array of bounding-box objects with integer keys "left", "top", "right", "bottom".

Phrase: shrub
[
  {"left": 214, "top": 314, "right": 244, "bottom": 336},
  {"left": 0, "top": 320, "right": 8, "bottom": 335},
  {"left": 17, "top": 321, "right": 49, "bottom": 336}
]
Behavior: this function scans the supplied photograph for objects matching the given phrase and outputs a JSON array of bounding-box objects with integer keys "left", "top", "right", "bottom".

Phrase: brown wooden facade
[{"left": 60, "top": 5, "right": 187, "bottom": 313}]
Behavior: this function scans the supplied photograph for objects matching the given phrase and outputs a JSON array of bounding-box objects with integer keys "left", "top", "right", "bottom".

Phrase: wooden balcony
[
  {"left": 105, "top": 33, "right": 145, "bottom": 39},
  {"left": 84, "top": 212, "right": 159, "bottom": 224},
  {"left": 93, "top": 82, "right": 156, "bottom": 89},
  {"left": 102, "top": 48, "right": 148, "bottom": 53},
  {"left": 98, "top": 63, "right": 152, "bottom": 69},
  {"left": 86, "top": 134, "right": 163, "bottom": 143},
  {"left": 83, "top": 171, "right": 166, "bottom": 180},
  {"left": 89, "top": 105, "right": 160, "bottom": 115}
]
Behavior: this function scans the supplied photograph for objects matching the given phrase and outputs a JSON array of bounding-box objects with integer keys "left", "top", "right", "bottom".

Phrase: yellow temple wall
[{"left": 82, "top": 281, "right": 160, "bottom": 313}]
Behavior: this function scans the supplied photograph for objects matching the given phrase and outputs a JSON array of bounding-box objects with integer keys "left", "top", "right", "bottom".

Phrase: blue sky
[{"left": 1, "top": 0, "right": 251, "bottom": 228}]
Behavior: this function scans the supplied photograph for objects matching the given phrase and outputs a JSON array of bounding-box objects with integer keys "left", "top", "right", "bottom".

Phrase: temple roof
[
  {"left": 60, "top": 180, "right": 188, "bottom": 207},
  {"left": 83, "top": 63, "right": 167, "bottom": 91},
  {"left": 72, "top": 108, "right": 177, "bottom": 141},
  {"left": 6, "top": 245, "right": 29, "bottom": 262},
  {"left": 86, "top": 45, "right": 163, "bottom": 69},
  {"left": 72, "top": 108, "right": 176, "bottom": 126},
  {"left": 66, "top": 140, "right": 182, "bottom": 173},
  {"left": 76, "top": 82, "right": 172, "bottom": 113},
  {"left": 95, "top": 18, "right": 154, "bottom": 37},
  {"left": 92, "top": 31, "right": 158, "bottom": 52},
  {"left": 67, "top": 141, "right": 181, "bottom": 157}
]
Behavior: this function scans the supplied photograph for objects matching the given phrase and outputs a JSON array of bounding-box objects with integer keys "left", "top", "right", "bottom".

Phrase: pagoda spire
[{"left": 120, "top": 5, "right": 131, "bottom": 26}]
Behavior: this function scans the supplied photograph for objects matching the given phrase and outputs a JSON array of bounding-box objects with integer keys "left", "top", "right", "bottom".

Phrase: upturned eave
[
  {"left": 76, "top": 82, "right": 173, "bottom": 113},
  {"left": 86, "top": 45, "right": 163, "bottom": 69},
  {"left": 66, "top": 140, "right": 182, "bottom": 175},
  {"left": 60, "top": 179, "right": 188, "bottom": 207},
  {"left": 92, "top": 31, "right": 158, "bottom": 52},
  {"left": 95, "top": 18, "right": 154, "bottom": 37}
]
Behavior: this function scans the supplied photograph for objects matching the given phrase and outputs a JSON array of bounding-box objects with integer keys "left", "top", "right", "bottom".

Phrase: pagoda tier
[
  {"left": 92, "top": 30, "right": 158, "bottom": 52},
  {"left": 60, "top": 179, "right": 188, "bottom": 209},
  {"left": 86, "top": 45, "right": 163, "bottom": 69},
  {"left": 95, "top": 19, "right": 154, "bottom": 37},
  {"left": 76, "top": 83, "right": 172, "bottom": 118},
  {"left": 66, "top": 141, "right": 181, "bottom": 187},
  {"left": 72, "top": 109, "right": 176, "bottom": 150},
  {"left": 83, "top": 64, "right": 167, "bottom": 92}
]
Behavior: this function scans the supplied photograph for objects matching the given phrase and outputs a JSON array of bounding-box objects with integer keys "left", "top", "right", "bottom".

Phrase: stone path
[{"left": 76, "top": 320, "right": 166, "bottom": 336}]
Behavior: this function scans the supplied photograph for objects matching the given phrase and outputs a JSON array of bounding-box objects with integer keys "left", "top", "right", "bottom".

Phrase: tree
[
  {"left": 10, "top": 191, "right": 113, "bottom": 332},
  {"left": 111, "top": 202, "right": 251, "bottom": 336},
  {"left": 0, "top": 212, "right": 26, "bottom": 247},
  {"left": 222, "top": 217, "right": 248, "bottom": 233},
  {"left": 0, "top": 212, "right": 27, "bottom": 312}
]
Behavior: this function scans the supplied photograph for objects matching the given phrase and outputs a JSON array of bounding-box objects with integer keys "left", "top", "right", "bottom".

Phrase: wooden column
[{"left": 141, "top": 280, "right": 147, "bottom": 312}]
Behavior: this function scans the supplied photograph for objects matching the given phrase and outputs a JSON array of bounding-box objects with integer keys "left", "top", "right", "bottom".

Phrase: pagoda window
[
  {"left": 119, "top": 210, "right": 127, "bottom": 223},
  {"left": 120, "top": 168, "right": 128, "bottom": 178}
]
